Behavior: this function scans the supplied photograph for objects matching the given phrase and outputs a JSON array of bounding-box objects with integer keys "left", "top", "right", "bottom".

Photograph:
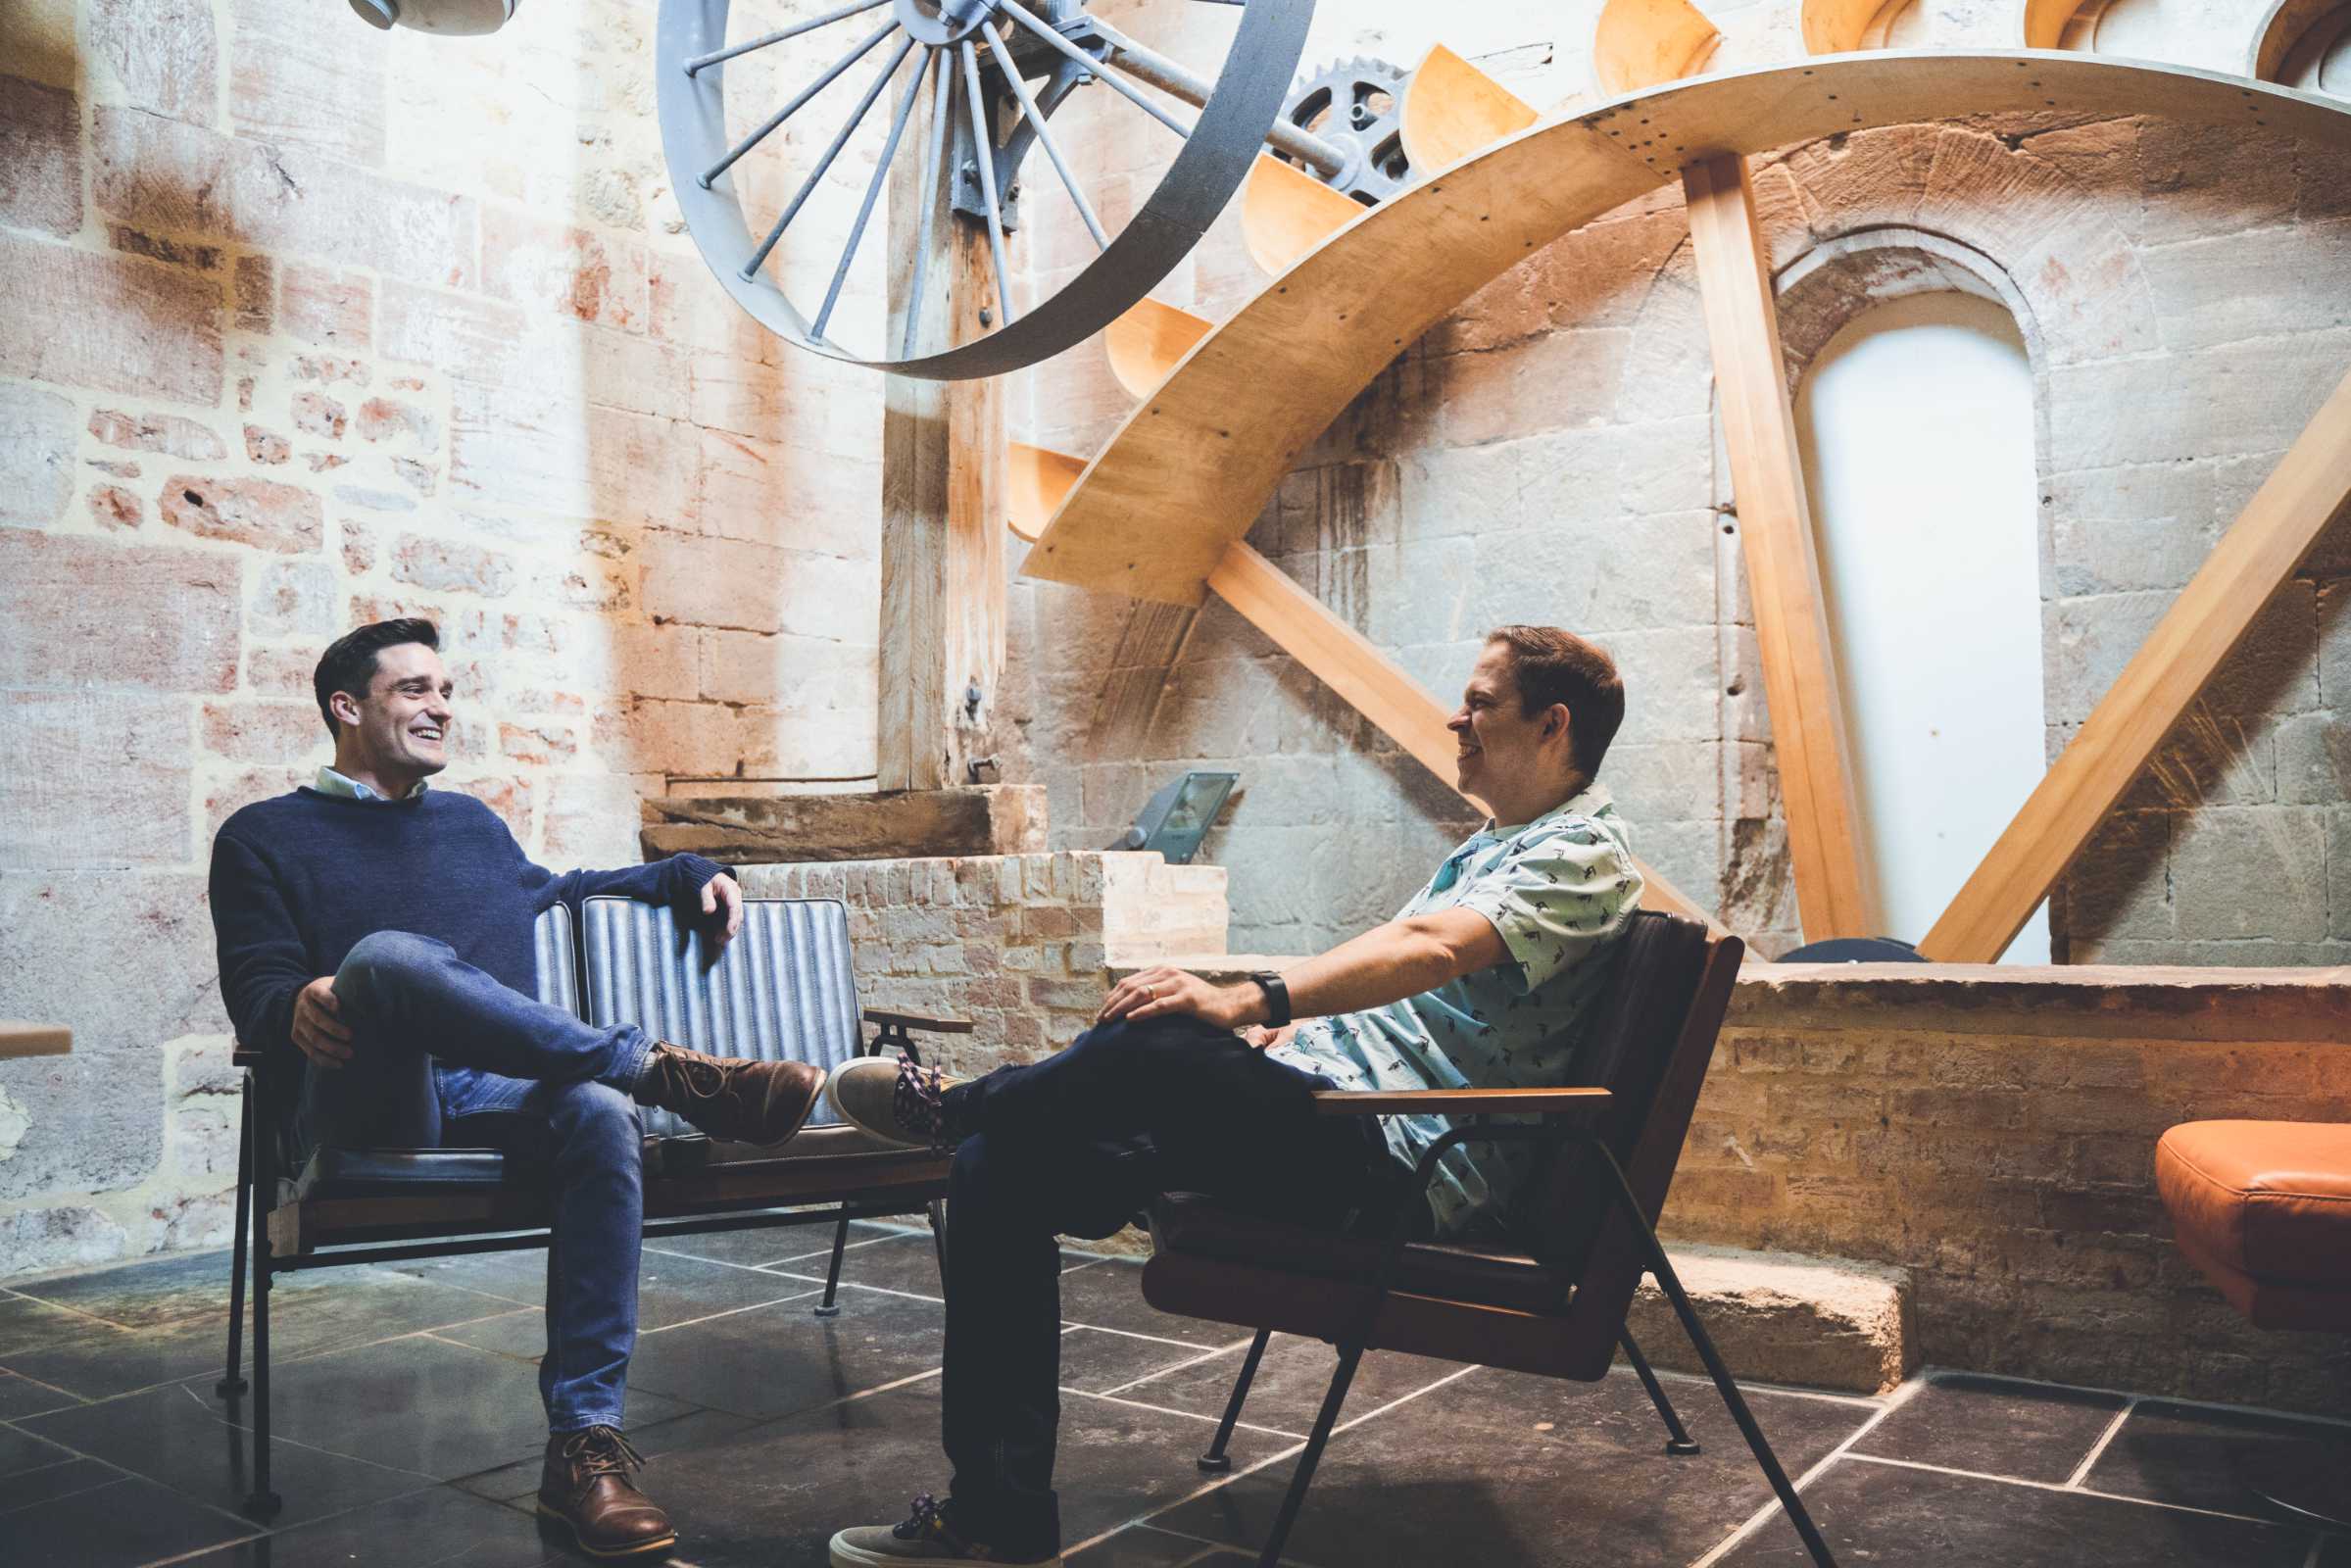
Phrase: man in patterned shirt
[{"left": 825, "top": 625, "right": 1643, "bottom": 1568}]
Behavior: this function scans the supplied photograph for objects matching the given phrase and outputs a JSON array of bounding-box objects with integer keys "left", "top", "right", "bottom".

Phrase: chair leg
[
  {"left": 812, "top": 1208, "right": 853, "bottom": 1318},
  {"left": 1254, "top": 1340, "right": 1364, "bottom": 1568},
  {"left": 1199, "top": 1328, "right": 1272, "bottom": 1473},
  {"left": 925, "top": 1197, "right": 948, "bottom": 1284},
  {"left": 1637, "top": 1226, "right": 1836, "bottom": 1566},
  {"left": 1619, "top": 1329, "right": 1700, "bottom": 1455},
  {"left": 242, "top": 1108, "right": 282, "bottom": 1521},
  {"left": 217, "top": 1080, "right": 253, "bottom": 1398}
]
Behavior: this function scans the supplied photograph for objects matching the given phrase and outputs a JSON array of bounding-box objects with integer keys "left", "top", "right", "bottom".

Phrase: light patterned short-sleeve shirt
[{"left": 1266, "top": 785, "right": 1643, "bottom": 1238}]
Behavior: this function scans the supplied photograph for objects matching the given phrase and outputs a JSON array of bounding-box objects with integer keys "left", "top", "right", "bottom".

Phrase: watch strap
[{"left": 1249, "top": 970, "right": 1292, "bottom": 1029}]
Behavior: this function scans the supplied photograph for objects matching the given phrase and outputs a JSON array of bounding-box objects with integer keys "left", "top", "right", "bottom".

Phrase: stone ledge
[{"left": 1626, "top": 1244, "right": 1914, "bottom": 1396}]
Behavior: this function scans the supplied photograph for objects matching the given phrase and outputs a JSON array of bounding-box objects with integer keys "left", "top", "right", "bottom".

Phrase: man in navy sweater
[{"left": 209, "top": 617, "right": 825, "bottom": 1559}]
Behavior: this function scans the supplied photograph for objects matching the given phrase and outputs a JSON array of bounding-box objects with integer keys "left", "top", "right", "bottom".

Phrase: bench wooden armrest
[
  {"left": 862, "top": 1007, "right": 975, "bottom": 1036},
  {"left": 1309, "top": 1088, "right": 1612, "bottom": 1116}
]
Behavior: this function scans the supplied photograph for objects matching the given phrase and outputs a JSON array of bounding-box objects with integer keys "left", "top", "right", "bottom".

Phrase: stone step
[{"left": 1628, "top": 1243, "right": 1913, "bottom": 1396}]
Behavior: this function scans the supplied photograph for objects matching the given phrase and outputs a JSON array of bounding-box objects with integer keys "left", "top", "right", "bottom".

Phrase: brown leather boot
[
  {"left": 537, "top": 1425, "right": 676, "bottom": 1559},
  {"left": 634, "top": 1041, "right": 824, "bottom": 1147}
]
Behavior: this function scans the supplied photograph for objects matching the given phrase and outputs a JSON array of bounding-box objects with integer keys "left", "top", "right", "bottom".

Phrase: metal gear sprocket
[{"left": 1277, "top": 54, "right": 1411, "bottom": 206}]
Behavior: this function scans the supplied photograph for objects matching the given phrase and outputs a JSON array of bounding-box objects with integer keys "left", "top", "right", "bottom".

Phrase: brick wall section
[
  {"left": 735, "top": 853, "right": 1228, "bottom": 1073},
  {"left": 0, "top": 0, "right": 888, "bottom": 1271},
  {"left": 1675, "top": 965, "right": 2351, "bottom": 1413}
]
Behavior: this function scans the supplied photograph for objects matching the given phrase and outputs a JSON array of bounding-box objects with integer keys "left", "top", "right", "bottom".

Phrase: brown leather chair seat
[{"left": 2155, "top": 1120, "right": 2351, "bottom": 1332}]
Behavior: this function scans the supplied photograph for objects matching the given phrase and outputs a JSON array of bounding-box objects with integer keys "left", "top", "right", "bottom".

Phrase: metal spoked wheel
[{"left": 656, "top": 0, "right": 1330, "bottom": 380}]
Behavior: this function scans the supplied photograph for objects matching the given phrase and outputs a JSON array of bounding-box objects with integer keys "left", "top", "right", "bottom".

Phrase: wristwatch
[{"left": 1249, "top": 970, "right": 1292, "bottom": 1029}]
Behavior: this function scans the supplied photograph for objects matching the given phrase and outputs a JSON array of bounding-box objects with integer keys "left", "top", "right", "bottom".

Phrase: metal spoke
[
  {"left": 957, "top": 39, "right": 1018, "bottom": 329},
  {"left": 980, "top": 19, "right": 1107, "bottom": 252},
  {"left": 813, "top": 44, "right": 934, "bottom": 343},
  {"left": 685, "top": 0, "right": 893, "bottom": 76},
  {"left": 997, "top": 0, "right": 1192, "bottom": 140},
  {"left": 700, "top": 18, "right": 900, "bottom": 190},
  {"left": 743, "top": 31, "right": 919, "bottom": 280},
  {"left": 900, "top": 48, "right": 955, "bottom": 359}
]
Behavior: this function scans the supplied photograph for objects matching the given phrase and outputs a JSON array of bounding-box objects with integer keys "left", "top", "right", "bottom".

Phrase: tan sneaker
[
  {"left": 634, "top": 1041, "right": 823, "bottom": 1147},
  {"left": 825, "top": 1054, "right": 960, "bottom": 1150},
  {"left": 536, "top": 1426, "right": 677, "bottom": 1559},
  {"left": 829, "top": 1494, "right": 1060, "bottom": 1565}
]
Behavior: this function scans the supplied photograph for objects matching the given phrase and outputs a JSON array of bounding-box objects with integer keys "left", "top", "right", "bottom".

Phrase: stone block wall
[
  {"left": 1678, "top": 965, "right": 2351, "bottom": 1413},
  {"left": 995, "top": 0, "right": 2351, "bottom": 964},
  {"left": 0, "top": 0, "right": 891, "bottom": 1271},
  {"left": 735, "top": 853, "right": 1229, "bottom": 1072}
]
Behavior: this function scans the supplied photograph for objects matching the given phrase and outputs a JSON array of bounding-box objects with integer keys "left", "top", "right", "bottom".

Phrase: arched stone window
[{"left": 1775, "top": 232, "right": 2052, "bottom": 959}]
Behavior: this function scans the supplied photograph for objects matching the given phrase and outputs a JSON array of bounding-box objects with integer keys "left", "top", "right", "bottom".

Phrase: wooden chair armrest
[
  {"left": 1309, "top": 1088, "right": 1612, "bottom": 1116},
  {"left": 862, "top": 1007, "right": 975, "bottom": 1036}
]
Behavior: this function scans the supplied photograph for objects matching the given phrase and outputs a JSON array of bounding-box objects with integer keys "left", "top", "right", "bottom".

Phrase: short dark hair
[
  {"left": 314, "top": 618, "right": 440, "bottom": 740},
  {"left": 1484, "top": 625, "right": 1626, "bottom": 779}
]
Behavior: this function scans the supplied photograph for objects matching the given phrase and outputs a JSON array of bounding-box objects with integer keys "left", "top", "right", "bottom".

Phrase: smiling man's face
[{"left": 336, "top": 640, "right": 454, "bottom": 782}]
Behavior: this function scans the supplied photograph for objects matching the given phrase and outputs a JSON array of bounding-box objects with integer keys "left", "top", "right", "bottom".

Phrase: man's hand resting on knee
[
  {"left": 1097, "top": 966, "right": 1265, "bottom": 1032},
  {"left": 292, "top": 975, "right": 356, "bottom": 1068}
]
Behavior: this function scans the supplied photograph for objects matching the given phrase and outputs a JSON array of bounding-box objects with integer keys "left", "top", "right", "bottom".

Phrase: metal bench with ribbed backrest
[{"left": 215, "top": 898, "right": 960, "bottom": 1519}]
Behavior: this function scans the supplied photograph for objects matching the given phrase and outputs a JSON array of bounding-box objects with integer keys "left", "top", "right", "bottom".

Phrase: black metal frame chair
[
  {"left": 1140, "top": 912, "right": 1838, "bottom": 1567},
  {"left": 215, "top": 896, "right": 958, "bottom": 1518}
]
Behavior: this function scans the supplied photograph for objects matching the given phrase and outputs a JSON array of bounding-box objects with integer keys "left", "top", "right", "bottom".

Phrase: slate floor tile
[
  {"left": 2086, "top": 1399, "right": 2351, "bottom": 1517},
  {"left": 3, "top": 1268, "right": 532, "bottom": 1405},
  {"left": 1060, "top": 1326, "right": 1241, "bottom": 1397},
  {"left": 770, "top": 1231, "right": 950, "bottom": 1299},
  {"left": 0, "top": 1472, "right": 255, "bottom": 1566},
  {"left": 1851, "top": 1370, "right": 2129, "bottom": 1483},
  {"left": 0, "top": 1289, "right": 104, "bottom": 1358},
  {"left": 22, "top": 1381, "right": 437, "bottom": 1529},
  {"left": 434, "top": 1255, "right": 824, "bottom": 1362},
  {"left": 1716, "top": 1456, "right": 2317, "bottom": 1566},
  {"left": 583, "top": 1379, "right": 1281, "bottom": 1568},
  {"left": 12, "top": 1250, "right": 249, "bottom": 1330},
  {"left": 1151, "top": 1362, "right": 1870, "bottom": 1567},
  {"left": 1068, "top": 1524, "right": 1262, "bottom": 1565},
  {"left": 640, "top": 1218, "right": 904, "bottom": 1269},
  {"left": 1099, "top": 1331, "right": 1463, "bottom": 1439},
  {"left": 620, "top": 1284, "right": 947, "bottom": 1420},
  {"left": 174, "top": 1482, "right": 578, "bottom": 1568},
  {"left": 0, "top": 1368, "right": 84, "bottom": 1420},
  {"left": 0, "top": 1417, "right": 77, "bottom": 1477},
  {"left": 1057, "top": 1259, "right": 1231, "bottom": 1347},
  {"left": 262, "top": 1332, "right": 690, "bottom": 1482},
  {"left": 0, "top": 1452, "right": 120, "bottom": 1513}
]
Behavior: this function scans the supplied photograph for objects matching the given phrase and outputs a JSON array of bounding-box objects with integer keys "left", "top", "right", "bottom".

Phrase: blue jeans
[
  {"left": 300, "top": 930, "right": 655, "bottom": 1434},
  {"left": 935, "top": 1014, "right": 1394, "bottom": 1556}
]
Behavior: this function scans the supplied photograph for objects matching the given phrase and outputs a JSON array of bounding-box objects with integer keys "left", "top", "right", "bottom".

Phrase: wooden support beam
[
  {"left": 1205, "top": 541, "right": 1718, "bottom": 930},
  {"left": 1683, "top": 153, "right": 1874, "bottom": 943},
  {"left": 1921, "top": 366, "right": 2351, "bottom": 962},
  {"left": 642, "top": 785, "right": 1048, "bottom": 864},
  {"left": 879, "top": 65, "right": 1004, "bottom": 793}
]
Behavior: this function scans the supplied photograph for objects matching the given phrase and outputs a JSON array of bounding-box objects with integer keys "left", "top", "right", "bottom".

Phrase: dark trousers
[
  {"left": 938, "top": 1014, "right": 1394, "bottom": 1555},
  {"left": 299, "top": 930, "right": 654, "bottom": 1433}
]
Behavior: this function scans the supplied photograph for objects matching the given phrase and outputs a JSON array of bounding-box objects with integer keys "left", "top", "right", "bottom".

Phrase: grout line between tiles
[
  {"left": 1638, "top": 1362, "right": 1886, "bottom": 1409},
  {"left": 1095, "top": 1335, "right": 1262, "bottom": 1398},
  {"left": 1060, "top": 1386, "right": 1307, "bottom": 1441},
  {"left": 2062, "top": 1396, "right": 2138, "bottom": 1490},
  {"left": 644, "top": 1230, "right": 905, "bottom": 1274},
  {"left": 1057, "top": 1360, "right": 1484, "bottom": 1562},
  {"left": 1686, "top": 1371, "right": 1923, "bottom": 1568},
  {"left": 637, "top": 1287, "right": 828, "bottom": 1337},
  {"left": 1852, "top": 1450, "right": 2301, "bottom": 1529},
  {"left": 1064, "top": 1321, "right": 1236, "bottom": 1351},
  {"left": 1906, "top": 1364, "right": 2351, "bottom": 1436},
  {"left": 2303, "top": 1534, "right": 2326, "bottom": 1568},
  {"left": 1113, "top": 1519, "right": 1337, "bottom": 1567},
  {"left": 133, "top": 1529, "right": 273, "bottom": 1568},
  {"left": 0, "top": 1366, "right": 88, "bottom": 1406}
]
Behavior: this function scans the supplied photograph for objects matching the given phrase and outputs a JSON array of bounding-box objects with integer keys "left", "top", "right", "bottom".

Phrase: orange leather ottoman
[{"left": 2155, "top": 1121, "right": 2351, "bottom": 1333}]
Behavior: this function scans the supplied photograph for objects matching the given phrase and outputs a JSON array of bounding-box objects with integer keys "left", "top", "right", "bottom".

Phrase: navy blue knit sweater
[{"left": 210, "top": 787, "right": 727, "bottom": 1075}]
